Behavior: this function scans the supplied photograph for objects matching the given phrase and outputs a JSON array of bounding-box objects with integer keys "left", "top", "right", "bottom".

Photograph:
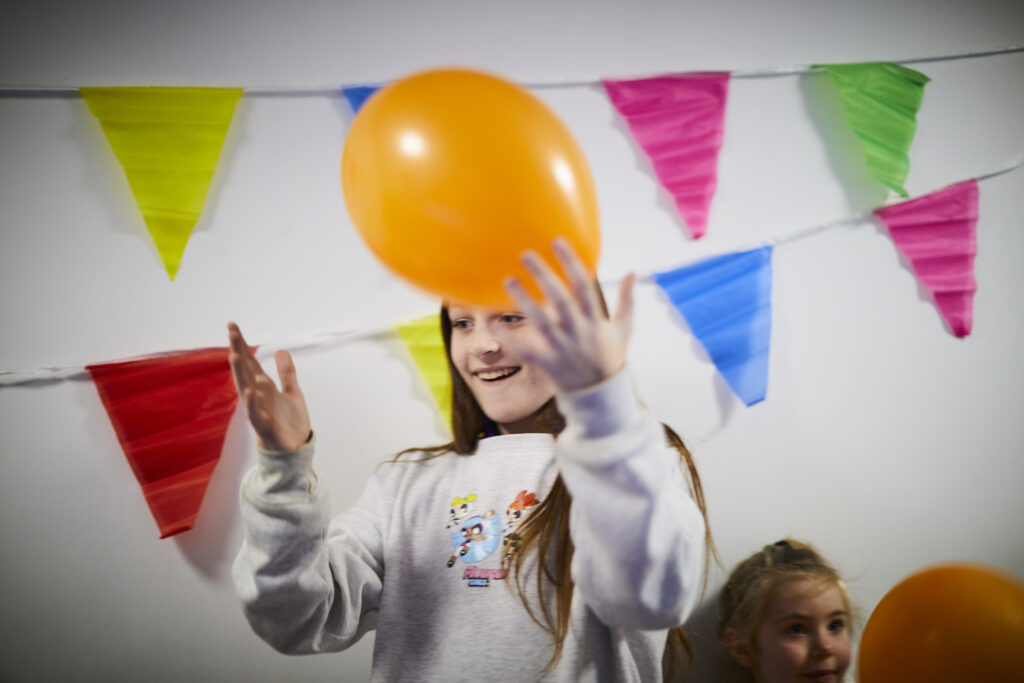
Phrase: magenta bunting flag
[
  {"left": 87, "top": 349, "right": 240, "bottom": 538},
  {"left": 603, "top": 72, "right": 730, "bottom": 240},
  {"left": 874, "top": 180, "right": 979, "bottom": 337}
]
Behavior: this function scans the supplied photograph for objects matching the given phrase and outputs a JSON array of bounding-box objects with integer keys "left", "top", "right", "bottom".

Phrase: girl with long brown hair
[{"left": 230, "top": 239, "right": 711, "bottom": 680}]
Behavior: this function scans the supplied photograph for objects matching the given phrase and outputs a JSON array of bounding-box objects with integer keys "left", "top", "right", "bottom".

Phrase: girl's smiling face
[
  {"left": 752, "top": 578, "right": 851, "bottom": 683},
  {"left": 447, "top": 304, "right": 557, "bottom": 434}
]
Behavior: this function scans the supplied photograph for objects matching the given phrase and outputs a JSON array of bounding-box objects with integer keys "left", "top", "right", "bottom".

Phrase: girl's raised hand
[
  {"left": 500, "top": 238, "right": 635, "bottom": 393},
  {"left": 228, "top": 323, "right": 312, "bottom": 453}
]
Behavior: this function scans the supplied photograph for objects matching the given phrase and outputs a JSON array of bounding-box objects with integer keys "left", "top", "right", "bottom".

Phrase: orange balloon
[
  {"left": 341, "top": 69, "right": 600, "bottom": 306},
  {"left": 858, "top": 564, "right": 1024, "bottom": 682}
]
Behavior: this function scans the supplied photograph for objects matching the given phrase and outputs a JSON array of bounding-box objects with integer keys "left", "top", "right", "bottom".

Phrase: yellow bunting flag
[
  {"left": 80, "top": 87, "right": 243, "bottom": 279},
  {"left": 394, "top": 314, "right": 452, "bottom": 431}
]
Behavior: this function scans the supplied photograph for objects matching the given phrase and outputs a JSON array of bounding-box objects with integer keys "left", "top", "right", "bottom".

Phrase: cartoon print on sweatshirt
[
  {"left": 503, "top": 490, "right": 540, "bottom": 560},
  {"left": 446, "top": 494, "right": 477, "bottom": 529},
  {"left": 446, "top": 508, "right": 501, "bottom": 568}
]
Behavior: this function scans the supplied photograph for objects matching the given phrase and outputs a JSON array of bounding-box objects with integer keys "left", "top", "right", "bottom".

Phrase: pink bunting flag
[
  {"left": 603, "top": 72, "right": 730, "bottom": 239},
  {"left": 874, "top": 180, "right": 979, "bottom": 337}
]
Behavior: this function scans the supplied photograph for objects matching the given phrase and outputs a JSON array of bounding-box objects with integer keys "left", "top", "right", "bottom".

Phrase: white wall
[{"left": 1, "top": 2, "right": 1022, "bottom": 681}]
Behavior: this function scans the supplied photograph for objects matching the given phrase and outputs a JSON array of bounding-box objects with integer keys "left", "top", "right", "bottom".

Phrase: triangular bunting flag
[
  {"left": 654, "top": 246, "right": 773, "bottom": 406},
  {"left": 820, "top": 62, "right": 930, "bottom": 197},
  {"left": 87, "top": 348, "right": 240, "bottom": 538},
  {"left": 80, "top": 87, "right": 243, "bottom": 280},
  {"left": 342, "top": 86, "right": 380, "bottom": 114},
  {"left": 394, "top": 314, "right": 452, "bottom": 429},
  {"left": 603, "top": 73, "right": 730, "bottom": 239},
  {"left": 874, "top": 180, "right": 979, "bottom": 337}
]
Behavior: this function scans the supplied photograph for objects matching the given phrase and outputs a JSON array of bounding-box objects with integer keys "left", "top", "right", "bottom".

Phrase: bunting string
[
  {"left": 1, "top": 43, "right": 1020, "bottom": 95},
  {"left": 2, "top": 44, "right": 1020, "bottom": 541},
  {"left": 2, "top": 155, "right": 1018, "bottom": 388}
]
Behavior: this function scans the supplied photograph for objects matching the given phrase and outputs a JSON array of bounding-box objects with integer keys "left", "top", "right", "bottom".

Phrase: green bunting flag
[
  {"left": 81, "top": 87, "right": 243, "bottom": 279},
  {"left": 394, "top": 314, "right": 452, "bottom": 431},
  {"left": 820, "top": 62, "right": 930, "bottom": 197}
]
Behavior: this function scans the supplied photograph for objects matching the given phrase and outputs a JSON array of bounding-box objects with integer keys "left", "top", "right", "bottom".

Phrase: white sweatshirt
[{"left": 232, "top": 371, "right": 706, "bottom": 682}]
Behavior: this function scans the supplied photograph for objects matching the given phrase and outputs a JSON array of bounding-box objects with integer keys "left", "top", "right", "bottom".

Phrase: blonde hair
[{"left": 717, "top": 539, "right": 850, "bottom": 678}]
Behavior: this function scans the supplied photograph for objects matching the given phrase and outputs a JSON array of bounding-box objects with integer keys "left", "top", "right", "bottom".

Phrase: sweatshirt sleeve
[
  {"left": 554, "top": 370, "right": 706, "bottom": 630},
  {"left": 231, "top": 436, "right": 385, "bottom": 654}
]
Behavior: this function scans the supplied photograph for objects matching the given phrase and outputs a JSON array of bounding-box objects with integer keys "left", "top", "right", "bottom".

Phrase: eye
[
  {"left": 785, "top": 623, "right": 807, "bottom": 636},
  {"left": 452, "top": 318, "right": 472, "bottom": 331},
  {"left": 828, "top": 618, "right": 847, "bottom": 633},
  {"left": 499, "top": 313, "right": 524, "bottom": 325}
]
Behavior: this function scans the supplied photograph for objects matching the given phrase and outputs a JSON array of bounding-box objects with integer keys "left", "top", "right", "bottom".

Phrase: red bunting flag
[
  {"left": 874, "top": 180, "right": 979, "bottom": 337},
  {"left": 87, "top": 348, "right": 240, "bottom": 538},
  {"left": 603, "top": 72, "right": 730, "bottom": 239}
]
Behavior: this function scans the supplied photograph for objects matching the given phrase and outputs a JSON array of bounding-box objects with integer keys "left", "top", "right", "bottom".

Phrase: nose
[
  {"left": 471, "top": 330, "right": 500, "bottom": 357},
  {"left": 810, "top": 629, "right": 835, "bottom": 659}
]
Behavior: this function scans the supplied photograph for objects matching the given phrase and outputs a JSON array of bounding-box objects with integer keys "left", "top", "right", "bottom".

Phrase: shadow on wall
[
  {"left": 868, "top": 215, "right": 956, "bottom": 337},
  {"left": 685, "top": 584, "right": 763, "bottom": 683},
  {"left": 686, "top": 586, "right": 729, "bottom": 683},
  {"left": 606, "top": 100, "right": 696, "bottom": 241},
  {"left": 650, "top": 283, "right": 740, "bottom": 438},
  {"left": 173, "top": 405, "right": 253, "bottom": 582},
  {"left": 798, "top": 71, "right": 890, "bottom": 214}
]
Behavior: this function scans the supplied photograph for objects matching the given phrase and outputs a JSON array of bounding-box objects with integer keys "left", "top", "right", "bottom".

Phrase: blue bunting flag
[
  {"left": 653, "top": 246, "right": 773, "bottom": 406},
  {"left": 342, "top": 86, "right": 380, "bottom": 114}
]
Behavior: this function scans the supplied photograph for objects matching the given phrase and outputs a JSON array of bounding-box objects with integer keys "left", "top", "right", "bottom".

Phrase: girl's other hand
[
  {"left": 500, "top": 238, "right": 635, "bottom": 393},
  {"left": 228, "top": 323, "right": 312, "bottom": 452}
]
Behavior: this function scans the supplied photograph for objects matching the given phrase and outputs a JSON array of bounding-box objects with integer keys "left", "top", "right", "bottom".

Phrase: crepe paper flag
[
  {"left": 654, "top": 246, "right": 773, "bottom": 406},
  {"left": 342, "top": 86, "right": 380, "bottom": 114},
  {"left": 874, "top": 180, "right": 979, "bottom": 337},
  {"left": 819, "top": 62, "right": 930, "bottom": 197},
  {"left": 603, "top": 73, "right": 730, "bottom": 240},
  {"left": 87, "top": 348, "right": 240, "bottom": 538},
  {"left": 394, "top": 314, "right": 452, "bottom": 429},
  {"left": 80, "top": 87, "right": 243, "bottom": 280}
]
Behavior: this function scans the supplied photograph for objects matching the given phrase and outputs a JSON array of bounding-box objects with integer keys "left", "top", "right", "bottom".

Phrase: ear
[{"left": 723, "top": 627, "right": 753, "bottom": 668}]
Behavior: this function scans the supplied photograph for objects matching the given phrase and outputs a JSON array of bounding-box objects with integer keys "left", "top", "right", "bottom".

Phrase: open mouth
[
  {"left": 474, "top": 367, "right": 520, "bottom": 382},
  {"left": 801, "top": 672, "right": 837, "bottom": 682}
]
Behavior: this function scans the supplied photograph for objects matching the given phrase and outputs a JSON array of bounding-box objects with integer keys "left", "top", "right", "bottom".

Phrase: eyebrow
[{"left": 774, "top": 610, "right": 849, "bottom": 623}]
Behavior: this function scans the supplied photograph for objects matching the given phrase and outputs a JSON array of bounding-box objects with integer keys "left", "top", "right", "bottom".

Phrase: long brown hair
[{"left": 401, "top": 300, "right": 713, "bottom": 679}]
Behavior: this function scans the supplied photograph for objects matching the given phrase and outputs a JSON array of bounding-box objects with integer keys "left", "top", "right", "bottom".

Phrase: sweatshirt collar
[{"left": 474, "top": 432, "right": 555, "bottom": 456}]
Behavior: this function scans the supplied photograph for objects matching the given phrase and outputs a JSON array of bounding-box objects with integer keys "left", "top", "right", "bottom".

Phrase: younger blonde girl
[{"left": 717, "top": 539, "right": 853, "bottom": 683}]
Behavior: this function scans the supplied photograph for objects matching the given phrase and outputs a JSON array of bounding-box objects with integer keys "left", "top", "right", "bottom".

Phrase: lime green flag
[
  {"left": 394, "top": 314, "right": 452, "bottom": 430},
  {"left": 820, "top": 62, "right": 930, "bottom": 197},
  {"left": 80, "top": 87, "right": 243, "bottom": 279}
]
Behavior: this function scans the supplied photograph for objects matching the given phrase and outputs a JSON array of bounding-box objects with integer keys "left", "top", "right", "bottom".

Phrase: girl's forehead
[
  {"left": 447, "top": 303, "right": 512, "bottom": 318},
  {"left": 767, "top": 578, "right": 846, "bottom": 617}
]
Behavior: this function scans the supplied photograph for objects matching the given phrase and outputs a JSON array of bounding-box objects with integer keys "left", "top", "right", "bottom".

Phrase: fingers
[
  {"left": 521, "top": 250, "right": 577, "bottom": 331},
  {"left": 242, "top": 386, "right": 275, "bottom": 444},
  {"left": 227, "top": 322, "right": 248, "bottom": 360},
  {"left": 228, "top": 322, "right": 257, "bottom": 389},
  {"left": 552, "top": 237, "right": 601, "bottom": 320},
  {"left": 503, "top": 276, "right": 563, "bottom": 354},
  {"left": 275, "top": 350, "right": 302, "bottom": 396},
  {"left": 614, "top": 272, "right": 636, "bottom": 339}
]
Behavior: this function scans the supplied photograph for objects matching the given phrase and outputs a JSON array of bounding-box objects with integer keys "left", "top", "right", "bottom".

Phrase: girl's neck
[
  {"left": 497, "top": 416, "right": 544, "bottom": 435},
  {"left": 495, "top": 398, "right": 564, "bottom": 436}
]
